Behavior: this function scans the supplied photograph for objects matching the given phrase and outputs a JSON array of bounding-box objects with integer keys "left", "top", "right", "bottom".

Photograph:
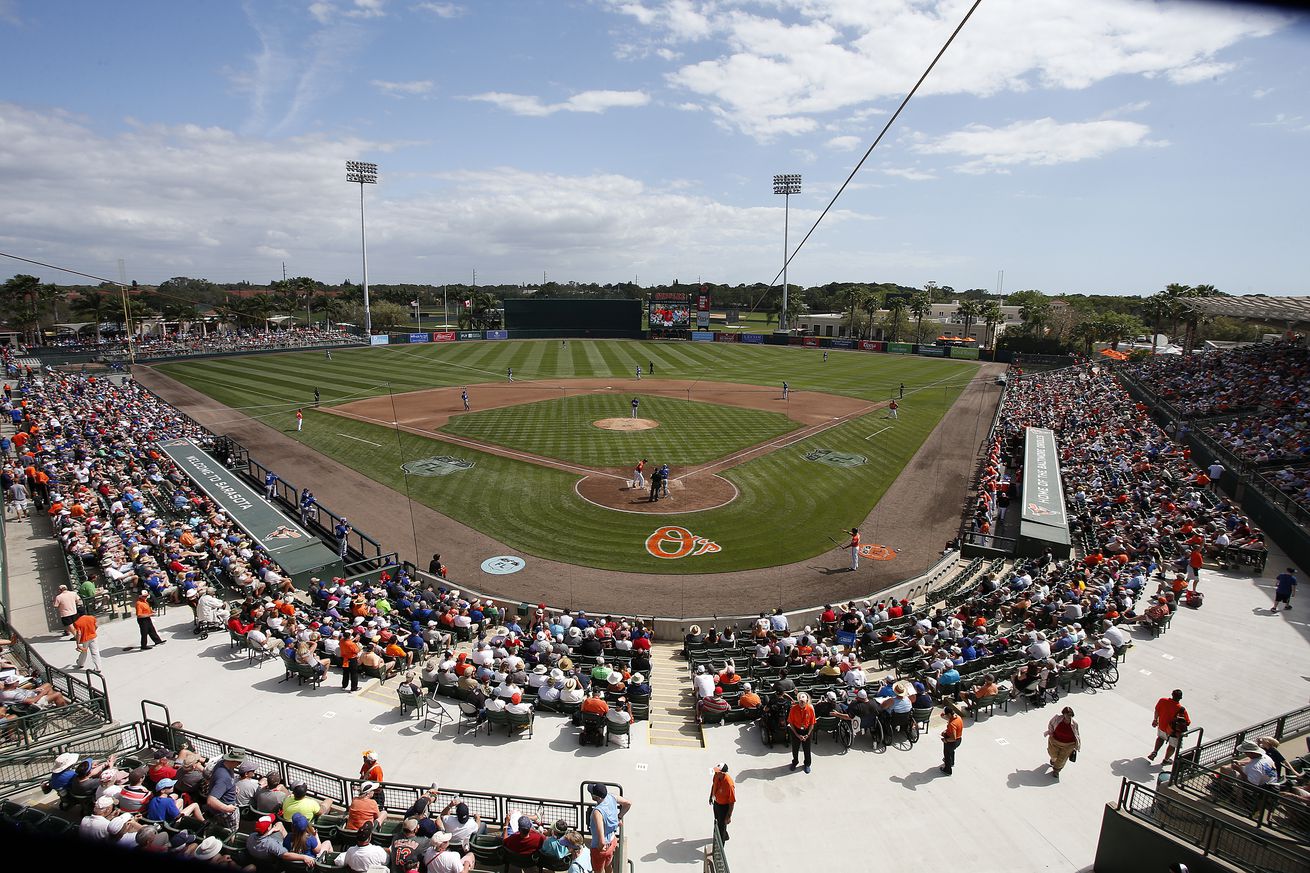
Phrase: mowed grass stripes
[
  {"left": 441, "top": 394, "right": 797, "bottom": 467},
  {"left": 156, "top": 340, "right": 977, "bottom": 573}
]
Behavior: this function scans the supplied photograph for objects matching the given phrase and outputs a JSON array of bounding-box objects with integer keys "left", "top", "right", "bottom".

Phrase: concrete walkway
[{"left": 7, "top": 504, "right": 1307, "bottom": 871}]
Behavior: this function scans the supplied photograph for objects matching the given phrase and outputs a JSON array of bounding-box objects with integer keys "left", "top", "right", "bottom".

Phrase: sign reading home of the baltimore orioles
[
  {"left": 645, "top": 526, "right": 722, "bottom": 560},
  {"left": 156, "top": 438, "right": 314, "bottom": 556},
  {"left": 401, "top": 456, "right": 475, "bottom": 477},
  {"left": 1021, "top": 427, "right": 1067, "bottom": 528}
]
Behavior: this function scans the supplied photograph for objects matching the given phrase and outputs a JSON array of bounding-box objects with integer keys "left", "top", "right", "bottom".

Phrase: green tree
[
  {"left": 70, "top": 289, "right": 120, "bottom": 345},
  {"left": 1, "top": 275, "right": 61, "bottom": 344},
  {"left": 1139, "top": 293, "right": 1171, "bottom": 355},
  {"left": 1008, "top": 290, "right": 1051, "bottom": 337},
  {"left": 883, "top": 294, "right": 907, "bottom": 342},
  {"left": 979, "top": 300, "right": 1004, "bottom": 348},
  {"left": 955, "top": 298, "right": 982, "bottom": 344},
  {"left": 860, "top": 288, "right": 884, "bottom": 340},
  {"left": 907, "top": 291, "right": 931, "bottom": 344}
]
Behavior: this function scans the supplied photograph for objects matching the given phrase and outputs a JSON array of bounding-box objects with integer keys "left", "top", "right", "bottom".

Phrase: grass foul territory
[{"left": 158, "top": 339, "right": 975, "bottom": 573}]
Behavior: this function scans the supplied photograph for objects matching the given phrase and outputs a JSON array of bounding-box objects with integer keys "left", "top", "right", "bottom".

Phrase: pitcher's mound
[{"left": 594, "top": 418, "right": 659, "bottom": 431}]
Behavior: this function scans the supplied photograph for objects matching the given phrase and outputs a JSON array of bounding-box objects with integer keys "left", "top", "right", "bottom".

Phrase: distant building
[{"left": 792, "top": 300, "right": 1029, "bottom": 345}]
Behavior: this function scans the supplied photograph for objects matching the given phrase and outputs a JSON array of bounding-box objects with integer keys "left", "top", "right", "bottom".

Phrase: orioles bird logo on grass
[
  {"left": 645, "top": 526, "right": 722, "bottom": 560},
  {"left": 858, "top": 544, "right": 897, "bottom": 561}
]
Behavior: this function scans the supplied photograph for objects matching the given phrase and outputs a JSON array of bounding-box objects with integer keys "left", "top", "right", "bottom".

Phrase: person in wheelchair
[
  {"left": 1012, "top": 662, "right": 1046, "bottom": 707},
  {"left": 1090, "top": 637, "right": 1116, "bottom": 670},
  {"left": 846, "top": 690, "right": 880, "bottom": 736},
  {"left": 875, "top": 681, "right": 917, "bottom": 740}
]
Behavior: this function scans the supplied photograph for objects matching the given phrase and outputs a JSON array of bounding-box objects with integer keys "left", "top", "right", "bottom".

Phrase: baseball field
[{"left": 154, "top": 339, "right": 980, "bottom": 575}]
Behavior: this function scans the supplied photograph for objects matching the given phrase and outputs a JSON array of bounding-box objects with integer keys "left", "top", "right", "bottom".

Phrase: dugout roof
[{"left": 1184, "top": 295, "right": 1310, "bottom": 325}]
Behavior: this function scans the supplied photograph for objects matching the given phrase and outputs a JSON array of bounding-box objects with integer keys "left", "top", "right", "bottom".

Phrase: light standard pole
[
  {"left": 345, "top": 160, "right": 378, "bottom": 337},
  {"left": 773, "top": 173, "right": 801, "bottom": 334}
]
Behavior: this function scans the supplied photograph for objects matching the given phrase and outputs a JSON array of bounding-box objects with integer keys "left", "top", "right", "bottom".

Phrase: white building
[{"left": 793, "top": 301, "right": 1029, "bottom": 344}]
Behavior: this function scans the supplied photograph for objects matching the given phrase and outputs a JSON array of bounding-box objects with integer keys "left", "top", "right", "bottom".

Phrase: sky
[{"left": 1, "top": 0, "right": 1307, "bottom": 296}]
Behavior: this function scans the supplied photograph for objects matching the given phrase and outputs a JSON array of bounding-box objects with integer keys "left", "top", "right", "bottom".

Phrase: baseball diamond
[{"left": 147, "top": 338, "right": 994, "bottom": 611}]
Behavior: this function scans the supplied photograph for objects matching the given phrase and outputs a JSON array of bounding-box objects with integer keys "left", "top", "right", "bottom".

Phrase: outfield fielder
[{"left": 843, "top": 527, "right": 861, "bottom": 571}]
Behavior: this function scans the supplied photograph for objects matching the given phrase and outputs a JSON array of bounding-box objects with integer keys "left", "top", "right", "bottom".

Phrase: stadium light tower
[
  {"left": 346, "top": 160, "right": 378, "bottom": 337},
  {"left": 773, "top": 173, "right": 801, "bottom": 333}
]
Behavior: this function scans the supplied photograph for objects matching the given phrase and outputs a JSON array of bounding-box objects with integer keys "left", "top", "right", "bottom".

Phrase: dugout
[
  {"left": 156, "top": 438, "right": 345, "bottom": 587},
  {"left": 503, "top": 298, "right": 642, "bottom": 339},
  {"left": 1015, "top": 427, "right": 1073, "bottom": 560}
]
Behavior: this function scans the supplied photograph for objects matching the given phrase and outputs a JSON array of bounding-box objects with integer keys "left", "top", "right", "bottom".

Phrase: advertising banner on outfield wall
[
  {"left": 802, "top": 336, "right": 820, "bottom": 347},
  {"left": 829, "top": 338, "right": 855, "bottom": 349},
  {"left": 691, "top": 331, "right": 716, "bottom": 342},
  {"left": 408, "top": 333, "right": 430, "bottom": 343},
  {"left": 859, "top": 341, "right": 884, "bottom": 352},
  {"left": 370, "top": 335, "right": 389, "bottom": 346},
  {"left": 432, "top": 331, "right": 457, "bottom": 343},
  {"left": 741, "top": 334, "right": 764, "bottom": 344},
  {"left": 484, "top": 330, "right": 508, "bottom": 340},
  {"left": 714, "top": 332, "right": 738, "bottom": 343},
  {"left": 887, "top": 342, "right": 912, "bottom": 354},
  {"left": 950, "top": 346, "right": 980, "bottom": 360},
  {"left": 918, "top": 346, "right": 947, "bottom": 357},
  {"left": 458, "top": 331, "right": 482, "bottom": 341}
]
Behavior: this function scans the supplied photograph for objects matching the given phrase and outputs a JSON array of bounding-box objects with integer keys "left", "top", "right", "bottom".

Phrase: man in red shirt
[
  {"left": 1149, "top": 689, "right": 1189, "bottom": 764},
  {"left": 503, "top": 814, "right": 546, "bottom": 856}
]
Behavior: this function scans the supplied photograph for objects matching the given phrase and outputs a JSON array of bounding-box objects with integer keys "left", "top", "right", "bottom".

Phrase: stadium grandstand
[{"left": 1, "top": 322, "right": 1308, "bottom": 873}]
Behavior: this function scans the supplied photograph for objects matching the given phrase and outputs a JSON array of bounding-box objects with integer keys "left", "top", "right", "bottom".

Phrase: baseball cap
[{"left": 518, "top": 815, "right": 533, "bottom": 832}]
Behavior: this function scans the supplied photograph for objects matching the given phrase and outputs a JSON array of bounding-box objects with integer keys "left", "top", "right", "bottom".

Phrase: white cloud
[
  {"left": 0, "top": 102, "right": 877, "bottom": 285},
  {"left": 1164, "top": 61, "right": 1235, "bottom": 84},
  {"left": 610, "top": 0, "right": 1292, "bottom": 140},
  {"left": 882, "top": 167, "right": 936, "bottom": 181},
  {"left": 825, "top": 135, "right": 861, "bottom": 151},
  {"left": 468, "top": 89, "right": 650, "bottom": 116},
  {"left": 411, "top": 1, "right": 464, "bottom": 17},
  {"left": 345, "top": 0, "right": 387, "bottom": 19},
  {"left": 1255, "top": 113, "right": 1309, "bottom": 131},
  {"left": 913, "top": 117, "right": 1160, "bottom": 174},
  {"left": 371, "top": 79, "right": 435, "bottom": 98},
  {"left": 1252, "top": 88, "right": 1273, "bottom": 99}
]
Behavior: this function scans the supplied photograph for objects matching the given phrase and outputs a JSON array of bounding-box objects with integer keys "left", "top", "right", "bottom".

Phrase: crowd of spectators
[
  {"left": 126, "top": 326, "right": 361, "bottom": 359},
  {"left": 1125, "top": 341, "right": 1310, "bottom": 417}
]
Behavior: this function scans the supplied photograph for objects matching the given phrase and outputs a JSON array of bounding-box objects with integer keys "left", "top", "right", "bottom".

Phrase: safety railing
[
  {"left": 1117, "top": 778, "right": 1306, "bottom": 873},
  {"left": 1178, "top": 704, "right": 1310, "bottom": 770},
  {"left": 706, "top": 824, "right": 730, "bottom": 873},
  {"left": 0, "top": 721, "right": 143, "bottom": 797},
  {"left": 1168, "top": 756, "right": 1310, "bottom": 844}
]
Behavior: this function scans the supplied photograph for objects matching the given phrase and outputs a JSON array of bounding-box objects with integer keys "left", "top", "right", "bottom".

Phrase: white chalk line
[
  {"left": 864, "top": 425, "right": 894, "bottom": 441},
  {"left": 337, "top": 433, "right": 382, "bottom": 447}
]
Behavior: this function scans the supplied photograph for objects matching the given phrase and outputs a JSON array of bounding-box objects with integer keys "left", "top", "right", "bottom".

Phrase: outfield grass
[
  {"left": 440, "top": 394, "right": 798, "bottom": 467},
  {"left": 157, "top": 340, "right": 977, "bottom": 573}
]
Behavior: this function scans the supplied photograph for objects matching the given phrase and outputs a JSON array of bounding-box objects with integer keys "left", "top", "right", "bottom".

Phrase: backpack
[{"left": 1184, "top": 590, "right": 1204, "bottom": 609}]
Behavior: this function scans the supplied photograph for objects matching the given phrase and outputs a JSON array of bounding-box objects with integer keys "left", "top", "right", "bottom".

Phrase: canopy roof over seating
[{"left": 1183, "top": 295, "right": 1310, "bottom": 325}]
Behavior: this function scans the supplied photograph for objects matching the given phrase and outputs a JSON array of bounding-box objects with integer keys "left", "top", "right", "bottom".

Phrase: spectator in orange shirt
[
  {"left": 940, "top": 703, "right": 964, "bottom": 775},
  {"left": 338, "top": 632, "right": 361, "bottom": 692},
  {"left": 133, "top": 590, "right": 165, "bottom": 651},
  {"left": 787, "top": 692, "right": 816, "bottom": 773},
  {"left": 72, "top": 611, "right": 102, "bottom": 672},
  {"left": 1149, "top": 689, "right": 1190, "bottom": 764},
  {"left": 708, "top": 764, "right": 735, "bottom": 842},
  {"left": 344, "top": 782, "right": 387, "bottom": 830}
]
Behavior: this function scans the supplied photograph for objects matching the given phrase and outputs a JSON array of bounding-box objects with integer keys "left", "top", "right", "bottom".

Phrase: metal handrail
[
  {"left": 1115, "top": 778, "right": 1306, "bottom": 873},
  {"left": 1168, "top": 756, "right": 1310, "bottom": 843}
]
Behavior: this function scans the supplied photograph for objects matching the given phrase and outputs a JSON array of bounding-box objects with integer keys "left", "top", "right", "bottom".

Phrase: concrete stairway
[{"left": 644, "top": 642, "right": 703, "bottom": 748}]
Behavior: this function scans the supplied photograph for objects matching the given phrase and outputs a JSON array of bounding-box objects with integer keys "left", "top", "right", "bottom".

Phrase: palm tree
[
  {"left": 1162, "top": 283, "right": 1192, "bottom": 340},
  {"left": 1017, "top": 296, "right": 1051, "bottom": 336},
  {"left": 70, "top": 289, "right": 119, "bottom": 345},
  {"left": 1140, "top": 293, "right": 1170, "bottom": 355},
  {"left": 844, "top": 286, "right": 866, "bottom": 339},
  {"left": 955, "top": 299, "right": 982, "bottom": 345},
  {"left": 980, "top": 300, "right": 1003, "bottom": 348},
  {"left": 861, "top": 289, "right": 883, "bottom": 340},
  {"left": 907, "top": 291, "right": 931, "bottom": 344},
  {"left": 884, "top": 295, "right": 907, "bottom": 343},
  {"left": 1070, "top": 319, "right": 1101, "bottom": 355}
]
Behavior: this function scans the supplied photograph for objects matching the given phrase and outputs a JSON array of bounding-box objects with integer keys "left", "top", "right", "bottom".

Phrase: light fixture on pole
[
  {"left": 345, "top": 160, "right": 378, "bottom": 337},
  {"left": 773, "top": 173, "right": 801, "bottom": 333}
]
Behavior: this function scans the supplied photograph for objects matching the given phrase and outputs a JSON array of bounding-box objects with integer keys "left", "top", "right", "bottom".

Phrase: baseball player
[
  {"left": 507, "top": 367, "right": 514, "bottom": 383},
  {"left": 822, "top": 350, "right": 828, "bottom": 362},
  {"left": 325, "top": 349, "right": 333, "bottom": 361},
  {"left": 631, "top": 397, "right": 640, "bottom": 419},
  {"left": 636, "top": 365, "right": 642, "bottom": 380},
  {"left": 295, "top": 409, "right": 303, "bottom": 432},
  {"left": 660, "top": 464, "right": 670, "bottom": 498},
  {"left": 843, "top": 527, "right": 861, "bottom": 571},
  {"left": 649, "top": 360, "right": 654, "bottom": 375},
  {"left": 313, "top": 387, "right": 320, "bottom": 407},
  {"left": 634, "top": 459, "right": 647, "bottom": 489},
  {"left": 899, "top": 383, "right": 905, "bottom": 399},
  {"left": 461, "top": 388, "right": 470, "bottom": 411},
  {"left": 782, "top": 381, "right": 789, "bottom": 400},
  {"left": 888, "top": 399, "right": 898, "bottom": 419}
]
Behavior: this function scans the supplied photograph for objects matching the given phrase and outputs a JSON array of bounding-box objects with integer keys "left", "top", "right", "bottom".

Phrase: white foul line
[
  {"left": 864, "top": 425, "right": 893, "bottom": 441},
  {"left": 337, "top": 433, "right": 383, "bottom": 447}
]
